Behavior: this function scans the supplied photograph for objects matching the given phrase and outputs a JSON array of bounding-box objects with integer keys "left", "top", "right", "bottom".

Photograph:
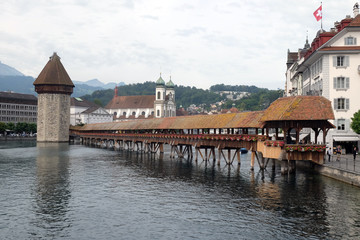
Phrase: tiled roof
[
  {"left": 81, "top": 106, "right": 100, "bottom": 114},
  {"left": 79, "top": 111, "right": 265, "bottom": 131},
  {"left": 71, "top": 97, "right": 100, "bottom": 108},
  {"left": 320, "top": 46, "right": 360, "bottom": 51},
  {"left": 0, "top": 91, "right": 37, "bottom": 102},
  {"left": 261, "top": 96, "right": 334, "bottom": 121},
  {"left": 33, "top": 53, "right": 74, "bottom": 87},
  {"left": 105, "top": 95, "right": 155, "bottom": 109},
  {"left": 348, "top": 14, "right": 360, "bottom": 27},
  {"left": 78, "top": 96, "right": 334, "bottom": 131}
]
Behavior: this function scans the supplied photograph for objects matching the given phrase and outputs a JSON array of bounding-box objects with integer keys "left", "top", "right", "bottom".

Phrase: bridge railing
[{"left": 76, "top": 132, "right": 270, "bottom": 142}]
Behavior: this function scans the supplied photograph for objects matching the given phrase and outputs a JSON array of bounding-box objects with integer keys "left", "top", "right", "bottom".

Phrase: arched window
[
  {"left": 113, "top": 112, "right": 117, "bottom": 116},
  {"left": 142, "top": 111, "right": 145, "bottom": 115},
  {"left": 123, "top": 112, "right": 126, "bottom": 116},
  {"left": 132, "top": 111, "right": 136, "bottom": 116},
  {"left": 157, "top": 109, "right": 160, "bottom": 117},
  {"left": 151, "top": 111, "right": 154, "bottom": 116},
  {"left": 157, "top": 91, "right": 161, "bottom": 100}
]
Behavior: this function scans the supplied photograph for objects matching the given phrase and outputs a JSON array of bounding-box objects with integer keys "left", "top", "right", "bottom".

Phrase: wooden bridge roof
[
  {"left": 77, "top": 96, "right": 335, "bottom": 132},
  {"left": 78, "top": 111, "right": 265, "bottom": 131},
  {"left": 261, "top": 96, "right": 334, "bottom": 121}
]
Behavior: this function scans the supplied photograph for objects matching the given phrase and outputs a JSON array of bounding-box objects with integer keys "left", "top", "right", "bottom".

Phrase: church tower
[
  {"left": 154, "top": 73, "right": 166, "bottom": 118},
  {"left": 165, "top": 77, "right": 176, "bottom": 117},
  {"left": 33, "top": 53, "right": 75, "bottom": 142}
]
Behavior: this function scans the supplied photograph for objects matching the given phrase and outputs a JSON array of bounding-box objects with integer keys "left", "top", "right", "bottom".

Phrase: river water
[{"left": 1, "top": 141, "right": 360, "bottom": 240}]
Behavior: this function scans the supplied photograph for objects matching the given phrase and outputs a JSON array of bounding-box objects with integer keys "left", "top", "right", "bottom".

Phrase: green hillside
[{"left": 81, "top": 82, "right": 282, "bottom": 111}]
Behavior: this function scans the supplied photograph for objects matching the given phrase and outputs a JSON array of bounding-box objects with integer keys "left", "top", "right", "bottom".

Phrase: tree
[
  {"left": 6, "top": 122, "right": 15, "bottom": 131},
  {"left": 0, "top": 122, "right": 6, "bottom": 134},
  {"left": 351, "top": 110, "right": 360, "bottom": 134}
]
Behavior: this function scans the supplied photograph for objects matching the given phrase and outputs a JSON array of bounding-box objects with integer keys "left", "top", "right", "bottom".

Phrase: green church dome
[
  {"left": 156, "top": 74, "right": 165, "bottom": 86},
  {"left": 166, "top": 79, "right": 175, "bottom": 88}
]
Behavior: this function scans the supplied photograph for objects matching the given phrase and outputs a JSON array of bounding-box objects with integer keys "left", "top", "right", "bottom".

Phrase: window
[
  {"left": 157, "top": 91, "right": 161, "bottom": 100},
  {"left": 333, "top": 56, "right": 349, "bottom": 67},
  {"left": 157, "top": 109, "right": 160, "bottom": 117},
  {"left": 337, "top": 119, "right": 345, "bottom": 130},
  {"left": 123, "top": 112, "right": 126, "bottom": 116},
  {"left": 345, "top": 36, "right": 357, "bottom": 45},
  {"left": 141, "top": 111, "right": 145, "bottom": 115},
  {"left": 334, "top": 98, "right": 349, "bottom": 110},
  {"left": 333, "top": 77, "right": 349, "bottom": 89},
  {"left": 132, "top": 111, "right": 136, "bottom": 116}
]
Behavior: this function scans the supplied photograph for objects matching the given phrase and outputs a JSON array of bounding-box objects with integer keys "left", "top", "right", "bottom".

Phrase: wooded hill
[{"left": 81, "top": 82, "right": 282, "bottom": 111}]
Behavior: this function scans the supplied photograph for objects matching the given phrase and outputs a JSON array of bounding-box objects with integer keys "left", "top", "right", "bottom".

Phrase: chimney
[{"left": 354, "top": 2, "right": 359, "bottom": 17}]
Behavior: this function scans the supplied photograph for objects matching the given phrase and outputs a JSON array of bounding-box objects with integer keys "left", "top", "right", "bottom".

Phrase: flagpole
[{"left": 321, "top": 2, "right": 323, "bottom": 30}]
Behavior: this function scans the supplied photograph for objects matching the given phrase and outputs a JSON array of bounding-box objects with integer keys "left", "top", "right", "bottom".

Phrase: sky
[{"left": 0, "top": 0, "right": 357, "bottom": 90}]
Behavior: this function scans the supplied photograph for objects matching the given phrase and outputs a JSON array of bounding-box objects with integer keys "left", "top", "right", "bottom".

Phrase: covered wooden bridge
[{"left": 71, "top": 96, "right": 335, "bottom": 173}]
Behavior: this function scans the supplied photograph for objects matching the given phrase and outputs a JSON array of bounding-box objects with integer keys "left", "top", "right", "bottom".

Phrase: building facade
[
  {"left": 70, "top": 97, "right": 112, "bottom": 125},
  {"left": 106, "top": 74, "right": 176, "bottom": 120},
  {"left": 285, "top": 3, "right": 360, "bottom": 152},
  {"left": 33, "top": 53, "right": 74, "bottom": 142},
  {"left": 0, "top": 91, "right": 37, "bottom": 123}
]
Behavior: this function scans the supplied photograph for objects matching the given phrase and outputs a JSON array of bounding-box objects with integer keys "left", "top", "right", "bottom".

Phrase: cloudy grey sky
[{"left": 0, "top": 0, "right": 356, "bottom": 90}]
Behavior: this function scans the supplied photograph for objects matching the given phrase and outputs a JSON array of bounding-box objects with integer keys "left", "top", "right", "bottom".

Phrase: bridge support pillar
[
  {"left": 281, "top": 160, "right": 296, "bottom": 174},
  {"left": 251, "top": 151, "right": 255, "bottom": 170}
]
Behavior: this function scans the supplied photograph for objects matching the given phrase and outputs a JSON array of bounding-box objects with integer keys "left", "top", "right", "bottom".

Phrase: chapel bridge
[{"left": 71, "top": 96, "right": 335, "bottom": 173}]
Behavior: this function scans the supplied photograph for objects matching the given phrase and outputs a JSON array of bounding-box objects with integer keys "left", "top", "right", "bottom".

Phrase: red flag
[{"left": 313, "top": 5, "right": 322, "bottom": 21}]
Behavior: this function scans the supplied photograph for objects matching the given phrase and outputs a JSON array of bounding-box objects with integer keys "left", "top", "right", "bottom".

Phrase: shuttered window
[
  {"left": 345, "top": 37, "right": 357, "bottom": 45},
  {"left": 334, "top": 98, "right": 349, "bottom": 110},
  {"left": 333, "top": 56, "right": 349, "bottom": 67},
  {"left": 333, "top": 77, "right": 350, "bottom": 89}
]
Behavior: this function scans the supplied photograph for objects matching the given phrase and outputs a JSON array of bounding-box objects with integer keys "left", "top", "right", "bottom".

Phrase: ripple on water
[{"left": 1, "top": 143, "right": 360, "bottom": 239}]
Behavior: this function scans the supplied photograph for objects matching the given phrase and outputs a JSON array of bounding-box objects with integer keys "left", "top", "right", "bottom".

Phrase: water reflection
[
  {"left": 31, "top": 143, "right": 71, "bottom": 238},
  {"left": 117, "top": 150, "right": 340, "bottom": 238}
]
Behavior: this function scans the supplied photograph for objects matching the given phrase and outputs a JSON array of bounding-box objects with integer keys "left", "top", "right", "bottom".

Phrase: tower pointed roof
[{"left": 33, "top": 52, "right": 74, "bottom": 87}]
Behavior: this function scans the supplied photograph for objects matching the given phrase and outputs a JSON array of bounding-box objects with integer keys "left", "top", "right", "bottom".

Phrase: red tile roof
[
  {"left": 348, "top": 14, "right": 360, "bottom": 27},
  {"left": 105, "top": 95, "right": 155, "bottom": 109},
  {"left": 320, "top": 46, "right": 360, "bottom": 51}
]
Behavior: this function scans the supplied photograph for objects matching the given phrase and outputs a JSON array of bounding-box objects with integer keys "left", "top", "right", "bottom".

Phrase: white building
[
  {"left": 0, "top": 91, "right": 37, "bottom": 123},
  {"left": 106, "top": 74, "right": 176, "bottom": 120},
  {"left": 285, "top": 3, "right": 360, "bottom": 153},
  {"left": 70, "top": 97, "right": 112, "bottom": 125}
]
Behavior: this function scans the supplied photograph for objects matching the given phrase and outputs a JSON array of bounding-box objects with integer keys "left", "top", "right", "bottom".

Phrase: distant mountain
[
  {"left": 0, "top": 75, "right": 36, "bottom": 94},
  {"left": 0, "top": 61, "right": 24, "bottom": 76},
  {"left": 73, "top": 79, "right": 124, "bottom": 90},
  {"left": 0, "top": 61, "right": 124, "bottom": 97}
]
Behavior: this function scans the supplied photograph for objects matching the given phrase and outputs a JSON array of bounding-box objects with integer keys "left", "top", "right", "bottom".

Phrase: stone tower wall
[{"left": 37, "top": 93, "right": 70, "bottom": 142}]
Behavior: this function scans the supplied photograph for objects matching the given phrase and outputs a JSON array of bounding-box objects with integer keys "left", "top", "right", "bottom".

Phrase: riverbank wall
[
  {"left": 296, "top": 159, "right": 360, "bottom": 187},
  {"left": 0, "top": 137, "right": 36, "bottom": 141},
  {"left": 314, "top": 165, "right": 360, "bottom": 187}
]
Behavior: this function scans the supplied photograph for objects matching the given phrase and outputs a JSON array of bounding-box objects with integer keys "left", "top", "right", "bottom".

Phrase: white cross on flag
[{"left": 313, "top": 5, "right": 322, "bottom": 21}]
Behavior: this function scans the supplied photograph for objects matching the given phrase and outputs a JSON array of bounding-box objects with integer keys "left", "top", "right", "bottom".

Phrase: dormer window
[{"left": 345, "top": 36, "right": 357, "bottom": 45}]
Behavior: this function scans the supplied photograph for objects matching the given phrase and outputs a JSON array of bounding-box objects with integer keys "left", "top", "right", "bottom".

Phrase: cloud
[
  {"left": 176, "top": 27, "right": 206, "bottom": 37},
  {"left": 142, "top": 15, "right": 159, "bottom": 20}
]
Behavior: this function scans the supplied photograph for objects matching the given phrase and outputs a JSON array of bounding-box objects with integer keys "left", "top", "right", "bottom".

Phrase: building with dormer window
[{"left": 285, "top": 3, "right": 360, "bottom": 153}]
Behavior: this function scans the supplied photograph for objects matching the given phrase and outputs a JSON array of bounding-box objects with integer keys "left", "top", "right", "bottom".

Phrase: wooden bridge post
[
  {"left": 251, "top": 151, "right": 255, "bottom": 170},
  {"left": 217, "top": 147, "right": 222, "bottom": 165}
]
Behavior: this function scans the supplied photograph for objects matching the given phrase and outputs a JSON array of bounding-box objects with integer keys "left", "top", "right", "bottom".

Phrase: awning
[{"left": 333, "top": 136, "right": 360, "bottom": 142}]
